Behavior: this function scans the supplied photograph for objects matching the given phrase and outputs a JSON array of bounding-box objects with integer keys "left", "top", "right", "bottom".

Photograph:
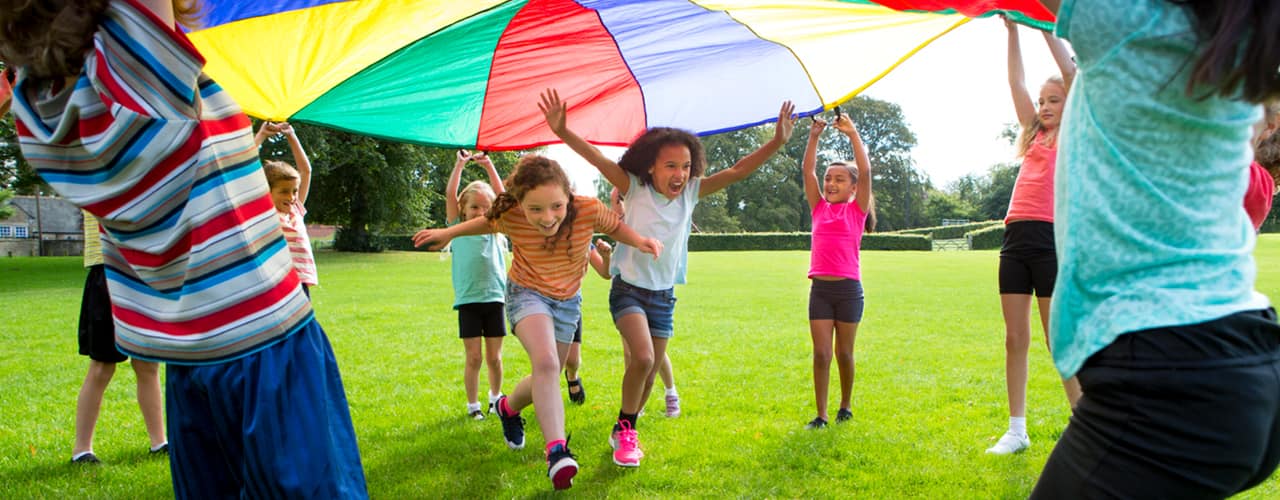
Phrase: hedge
[
  {"left": 965, "top": 224, "right": 1005, "bottom": 250},
  {"left": 379, "top": 231, "right": 931, "bottom": 252},
  {"left": 894, "top": 220, "right": 1002, "bottom": 240}
]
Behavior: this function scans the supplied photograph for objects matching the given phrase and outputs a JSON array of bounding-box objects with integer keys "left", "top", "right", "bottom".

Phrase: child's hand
[
  {"left": 472, "top": 151, "right": 491, "bottom": 164},
  {"left": 258, "top": 121, "right": 282, "bottom": 136},
  {"left": 412, "top": 228, "right": 448, "bottom": 251},
  {"left": 278, "top": 122, "right": 295, "bottom": 137},
  {"left": 833, "top": 114, "right": 856, "bottom": 135},
  {"left": 636, "top": 237, "right": 663, "bottom": 260},
  {"left": 1001, "top": 14, "right": 1016, "bottom": 31},
  {"left": 457, "top": 149, "right": 471, "bottom": 162},
  {"left": 774, "top": 100, "right": 797, "bottom": 143},
  {"left": 594, "top": 238, "right": 613, "bottom": 258},
  {"left": 809, "top": 116, "right": 827, "bottom": 140},
  {"left": 538, "top": 88, "right": 569, "bottom": 136}
]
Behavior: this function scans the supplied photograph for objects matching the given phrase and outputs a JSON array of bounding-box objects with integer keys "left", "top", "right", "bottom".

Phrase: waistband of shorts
[
  {"left": 611, "top": 276, "right": 674, "bottom": 299},
  {"left": 1085, "top": 309, "right": 1280, "bottom": 370}
]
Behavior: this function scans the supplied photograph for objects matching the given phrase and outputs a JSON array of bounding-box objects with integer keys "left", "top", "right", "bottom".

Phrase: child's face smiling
[
  {"left": 520, "top": 184, "right": 569, "bottom": 236},
  {"left": 462, "top": 192, "right": 493, "bottom": 221},
  {"left": 1038, "top": 82, "right": 1067, "bottom": 130},
  {"left": 823, "top": 165, "right": 856, "bottom": 204},
  {"left": 648, "top": 144, "right": 693, "bottom": 199},
  {"left": 270, "top": 179, "right": 299, "bottom": 213}
]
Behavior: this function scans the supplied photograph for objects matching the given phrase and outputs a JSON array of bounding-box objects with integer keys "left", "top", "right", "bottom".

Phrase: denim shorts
[
  {"left": 608, "top": 277, "right": 677, "bottom": 338},
  {"left": 505, "top": 282, "right": 582, "bottom": 344}
]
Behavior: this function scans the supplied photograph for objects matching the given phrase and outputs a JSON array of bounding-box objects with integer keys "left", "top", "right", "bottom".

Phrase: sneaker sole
[
  {"left": 506, "top": 439, "right": 525, "bottom": 450},
  {"left": 612, "top": 455, "right": 641, "bottom": 467},
  {"left": 550, "top": 459, "right": 578, "bottom": 489}
]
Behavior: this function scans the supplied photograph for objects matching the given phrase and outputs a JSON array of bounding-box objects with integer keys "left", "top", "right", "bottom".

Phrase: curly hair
[
  {"left": 262, "top": 160, "right": 299, "bottom": 189},
  {"left": 617, "top": 127, "right": 705, "bottom": 187},
  {"left": 486, "top": 155, "right": 578, "bottom": 255},
  {"left": 0, "top": 1, "right": 202, "bottom": 79}
]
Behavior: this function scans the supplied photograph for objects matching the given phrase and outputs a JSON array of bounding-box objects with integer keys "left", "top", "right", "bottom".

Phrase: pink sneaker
[
  {"left": 609, "top": 420, "right": 643, "bottom": 467},
  {"left": 665, "top": 393, "right": 681, "bottom": 418}
]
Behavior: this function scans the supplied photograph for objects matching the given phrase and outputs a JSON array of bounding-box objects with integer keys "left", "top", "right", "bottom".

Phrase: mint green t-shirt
[
  {"left": 448, "top": 219, "right": 507, "bottom": 309},
  {"left": 1050, "top": 0, "right": 1269, "bottom": 378}
]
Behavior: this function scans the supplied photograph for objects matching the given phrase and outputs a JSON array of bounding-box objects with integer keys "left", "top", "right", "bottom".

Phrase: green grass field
[{"left": 4, "top": 237, "right": 1280, "bottom": 498}]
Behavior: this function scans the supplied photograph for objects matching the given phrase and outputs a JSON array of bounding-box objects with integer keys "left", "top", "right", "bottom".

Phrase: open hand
[
  {"left": 538, "top": 89, "right": 568, "bottom": 136},
  {"left": 774, "top": 100, "right": 797, "bottom": 143}
]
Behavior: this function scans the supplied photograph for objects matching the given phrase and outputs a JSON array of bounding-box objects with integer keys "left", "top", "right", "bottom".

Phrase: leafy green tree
[
  {"left": 922, "top": 188, "right": 978, "bottom": 226},
  {"left": 0, "top": 189, "right": 14, "bottom": 220},
  {"left": 976, "top": 162, "right": 1020, "bottom": 221}
]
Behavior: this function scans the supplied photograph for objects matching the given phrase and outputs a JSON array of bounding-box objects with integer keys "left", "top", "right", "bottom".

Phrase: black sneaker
[
  {"left": 836, "top": 408, "right": 853, "bottom": 423},
  {"left": 805, "top": 417, "right": 828, "bottom": 430},
  {"left": 149, "top": 443, "right": 169, "bottom": 455},
  {"left": 546, "top": 442, "right": 579, "bottom": 490},
  {"left": 71, "top": 452, "right": 101, "bottom": 464},
  {"left": 468, "top": 409, "right": 485, "bottom": 420},
  {"left": 566, "top": 377, "right": 585, "bottom": 405},
  {"left": 496, "top": 395, "right": 525, "bottom": 450}
]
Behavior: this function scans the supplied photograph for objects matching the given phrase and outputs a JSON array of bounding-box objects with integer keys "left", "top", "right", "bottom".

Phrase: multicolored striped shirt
[
  {"left": 82, "top": 210, "right": 103, "bottom": 268},
  {"left": 10, "top": 0, "right": 312, "bottom": 364},
  {"left": 492, "top": 195, "right": 621, "bottom": 300},
  {"left": 279, "top": 201, "right": 318, "bottom": 286}
]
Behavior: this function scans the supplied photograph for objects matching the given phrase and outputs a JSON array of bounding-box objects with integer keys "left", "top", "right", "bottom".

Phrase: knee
[
  {"left": 87, "top": 361, "right": 117, "bottom": 381},
  {"left": 812, "top": 350, "right": 833, "bottom": 366},
  {"left": 630, "top": 351, "right": 655, "bottom": 373},
  {"left": 131, "top": 359, "right": 159, "bottom": 378},
  {"left": 836, "top": 352, "right": 855, "bottom": 365},
  {"left": 529, "top": 353, "right": 560, "bottom": 376},
  {"left": 1004, "top": 330, "right": 1031, "bottom": 350},
  {"left": 484, "top": 350, "right": 502, "bottom": 366},
  {"left": 465, "top": 352, "right": 483, "bottom": 368}
]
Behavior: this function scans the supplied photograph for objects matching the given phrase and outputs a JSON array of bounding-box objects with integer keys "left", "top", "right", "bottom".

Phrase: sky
[{"left": 548, "top": 16, "right": 1068, "bottom": 195}]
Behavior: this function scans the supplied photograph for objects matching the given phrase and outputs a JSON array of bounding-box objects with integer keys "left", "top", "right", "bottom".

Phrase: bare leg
[
  {"left": 73, "top": 360, "right": 116, "bottom": 456},
  {"left": 1000, "top": 294, "right": 1034, "bottom": 419},
  {"left": 810, "top": 319, "right": 835, "bottom": 421},
  {"left": 643, "top": 337, "right": 670, "bottom": 409},
  {"left": 617, "top": 313, "right": 654, "bottom": 415},
  {"left": 1037, "top": 296, "right": 1081, "bottom": 408},
  {"left": 658, "top": 354, "right": 675, "bottom": 390},
  {"left": 834, "top": 321, "right": 858, "bottom": 411},
  {"left": 564, "top": 342, "right": 581, "bottom": 381},
  {"left": 462, "top": 337, "right": 483, "bottom": 405},
  {"left": 507, "top": 314, "right": 570, "bottom": 444},
  {"left": 484, "top": 336, "right": 504, "bottom": 399},
  {"left": 130, "top": 359, "right": 166, "bottom": 448}
]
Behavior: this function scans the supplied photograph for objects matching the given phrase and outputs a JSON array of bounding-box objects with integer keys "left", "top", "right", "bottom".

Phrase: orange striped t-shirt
[{"left": 492, "top": 195, "right": 621, "bottom": 300}]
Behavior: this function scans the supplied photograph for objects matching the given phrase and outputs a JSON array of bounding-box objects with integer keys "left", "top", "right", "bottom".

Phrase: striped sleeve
[{"left": 93, "top": 0, "right": 204, "bottom": 120}]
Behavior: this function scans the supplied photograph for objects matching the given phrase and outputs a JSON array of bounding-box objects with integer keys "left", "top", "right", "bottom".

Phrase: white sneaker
[{"left": 986, "top": 431, "right": 1030, "bottom": 455}]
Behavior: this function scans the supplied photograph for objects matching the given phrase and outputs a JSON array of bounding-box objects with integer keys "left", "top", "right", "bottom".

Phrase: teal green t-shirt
[
  {"left": 448, "top": 219, "right": 507, "bottom": 309},
  {"left": 1050, "top": 0, "right": 1269, "bottom": 378}
]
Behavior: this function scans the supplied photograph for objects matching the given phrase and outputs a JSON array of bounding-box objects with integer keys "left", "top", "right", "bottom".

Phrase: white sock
[
  {"left": 488, "top": 392, "right": 502, "bottom": 404},
  {"left": 467, "top": 402, "right": 482, "bottom": 413},
  {"left": 665, "top": 386, "right": 678, "bottom": 398},
  {"left": 1009, "top": 417, "right": 1027, "bottom": 436}
]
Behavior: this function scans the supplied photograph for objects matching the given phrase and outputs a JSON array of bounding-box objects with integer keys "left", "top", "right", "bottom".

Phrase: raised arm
[
  {"left": 802, "top": 117, "right": 827, "bottom": 211},
  {"left": 280, "top": 123, "right": 311, "bottom": 206},
  {"left": 606, "top": 222, "right": 663, "bottom": 260},
  {"left": 540, "top": 89, "right": 631, "bottom": 194},
  {"left": 473, "top": 152, "right": 505, "bottom": 194},
  {"left": 1042, "top": 30, "right": 1076, "bottom": 91},
  {"left": 412, "top": 216, "right": 493, "bottom": 251},
  {"left": 445, "top": 150, "right": 470, "bottom": 223},
  {"left": 833, "top": 115, "right": 873, "bottom": 213},
  {"left": 700, "top": 101, "right": 797, "bottom": 197},
  {"left": 1005, "top": 18, "right": 1037, "bottom": 128},
  {"left": 588, "top": 239, "right": 613, "bottom": 279},
  {"left": 254, "top": 121, "right": 281, "bottom": 147}
]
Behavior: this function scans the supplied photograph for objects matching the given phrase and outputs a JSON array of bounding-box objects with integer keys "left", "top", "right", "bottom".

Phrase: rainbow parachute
[{"left": 189, "top": 1, "right": 1054, "bottom": 150}]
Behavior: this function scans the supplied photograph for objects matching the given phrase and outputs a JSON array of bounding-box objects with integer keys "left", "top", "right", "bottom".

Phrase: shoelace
[{"left": 616, "top": 421, "right": 639, "bottom": 448}]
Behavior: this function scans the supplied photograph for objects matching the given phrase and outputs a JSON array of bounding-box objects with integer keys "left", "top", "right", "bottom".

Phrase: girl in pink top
[
  {"left": 800, "top": 112, "right": 872, "bottom": 429},
  {"left": 987, "top": 18, "right": 1081, "bottom": 456},
  {"left": 1244, "top": 102, "right": 1279, "bottom": 231},
  {"left": 257, "top": 122, "right": 319, "bottom": 292}
]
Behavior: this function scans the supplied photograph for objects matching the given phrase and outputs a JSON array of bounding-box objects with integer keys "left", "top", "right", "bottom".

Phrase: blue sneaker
[
  {"left": 546, "top": 442, "right": 578, "bottom": 490},
  {"left": 496, "top": 396, "right": 525, "bottom": 450}
]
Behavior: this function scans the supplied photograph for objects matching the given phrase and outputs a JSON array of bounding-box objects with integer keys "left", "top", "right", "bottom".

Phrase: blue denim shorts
[
  {"left": 505, "top": 282, "right": 582, "bottom": 344},
  {"left": 608, "top": 277, "right": 677, "bottom": 338}
]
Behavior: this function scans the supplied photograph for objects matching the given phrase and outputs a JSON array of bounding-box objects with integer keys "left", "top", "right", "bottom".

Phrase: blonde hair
[
  {"left": 458, "top": 180, "right": 496, "bottom": 207},
  {"left": 1016, "top": 76, "right": 1067, "bottom": 158},
  {"left": 262, "top": 160, "right": 299, "bottom": 189}
]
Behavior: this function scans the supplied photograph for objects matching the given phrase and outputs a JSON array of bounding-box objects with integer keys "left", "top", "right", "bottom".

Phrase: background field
[{"left": 3, "top": 237, "right": 1280, "bottom": 498}]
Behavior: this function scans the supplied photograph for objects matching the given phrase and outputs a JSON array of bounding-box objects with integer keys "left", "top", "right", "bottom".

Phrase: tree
[
  {"left": 976, "top": 162, "right": 1020, "bottom": 221},
  {"left": 922, "top": 188, "right": 978, "bottom": 226},
  {"left": 0, "top": 189, "right": 13, "bottom": 220}
]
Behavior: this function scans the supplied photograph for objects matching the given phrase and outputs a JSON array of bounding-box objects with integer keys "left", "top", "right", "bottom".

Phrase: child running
[
  {"left": 443, "top": 149, "right": 508, "bottom": 419},
  {"left": 540, "top": 89, "right": 795, "bottom": 467},
  {"left": 0, "top": 1, "right": 367, "bottom": 497},
  {"left": 1031, "top": 0, "right": 1280, "bottom": 497},
  {"left": 255, "top": 121, "right": 319, "bottom": 295},
  {"left": 987, "top": 17, "right": 1082, "bottom": 455},
  {"left": 800, "top": 113, "right": 873, "bottom": 429},
  {"left": 413, "top": 155, "right": 661, "bottom": 490}
]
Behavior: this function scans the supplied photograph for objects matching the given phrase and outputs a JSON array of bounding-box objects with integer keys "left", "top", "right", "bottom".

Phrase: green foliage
[
  {"left": 966, "top": 223, "right": 1006, "bottom": 250},
  {"left": 896, "top": 220, "right": 1002, "bottom": 240},
  {"left": 0, "top": 189, "right": 13, "bottom": 220},
  {"left": 922, "top": 189, "right": 979, "bottom": 226}
]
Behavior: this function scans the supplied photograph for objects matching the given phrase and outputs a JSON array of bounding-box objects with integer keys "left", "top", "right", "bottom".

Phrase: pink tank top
[
  {"left": 1004, "top": 132, "right": 1056, "bottom": 224},
  {"left": 809, "top": 199, "right": 868, "bottom": 281}
]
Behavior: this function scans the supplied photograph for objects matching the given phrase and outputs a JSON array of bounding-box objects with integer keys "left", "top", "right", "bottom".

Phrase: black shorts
[
  {"left": 1032, "top": 309, "right": 1280, "bottom": 499},
  {"left": 78, "top": 264, "right": 127, "bottom": 363},
  {"left": 457, "top": 302, "right": 506, "bottom": 339},
  {"left": 998, "top": 221, "right": 1056, "bottom": 297},
  {"left": 808, "top": 279, "right": 865, "bottom": 323}
]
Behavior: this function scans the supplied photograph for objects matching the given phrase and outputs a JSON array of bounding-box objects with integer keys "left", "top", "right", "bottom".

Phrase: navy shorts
[
  {"left": 808, "top": 278, "right": 865, "bottom": 323},
  {"left": 999, "top": 221, "right": 1056, "bottom": 297},
  {"left": 608, "top": 277, "right": 676, "bottom": 338},
  {"left": 165, "top": 319, "right": 368, "bottom": 499},
  {"left": 78, "top": 264, "right": 127, "bottom": 363},
  {"left": 457, "top": 302, "right": 506, "bottom": 339},
  {"left": 1032, "top": 309, "right": 1280, "bottom": 499}
]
